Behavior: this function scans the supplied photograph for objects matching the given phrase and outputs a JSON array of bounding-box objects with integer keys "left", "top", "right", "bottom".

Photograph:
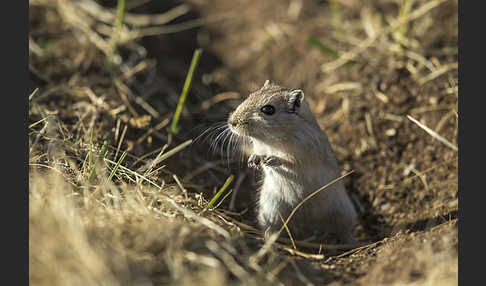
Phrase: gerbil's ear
[
  {"left": 263, "top": 80, "right": 271, "bottom": 87},
  {"left": 287, "top": 89, "right": 304, "bottom": 113}
]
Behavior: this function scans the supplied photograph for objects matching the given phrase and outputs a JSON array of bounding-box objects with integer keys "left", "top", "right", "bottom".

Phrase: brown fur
[{"left": 228, "top": 81, "right": 358, "bottom": 243}]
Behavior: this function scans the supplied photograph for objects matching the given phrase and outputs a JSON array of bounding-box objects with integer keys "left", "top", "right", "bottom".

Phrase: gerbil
[{"left": 227, "top": 80, "right": 358, "bottom": 244}]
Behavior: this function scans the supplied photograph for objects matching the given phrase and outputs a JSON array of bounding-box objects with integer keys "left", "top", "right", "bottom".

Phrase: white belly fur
[{"left": 257, "top": 163, "right": 357, "bottom": 241}]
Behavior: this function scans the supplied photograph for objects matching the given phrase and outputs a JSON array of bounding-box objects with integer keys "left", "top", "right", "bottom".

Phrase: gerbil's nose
[{"left": 228, "top": 112, "right": 236, "bottom": 126}]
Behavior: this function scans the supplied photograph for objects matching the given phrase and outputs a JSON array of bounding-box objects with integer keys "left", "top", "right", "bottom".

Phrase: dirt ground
[{"left": 29, "top": 0, "right": 458, "bottom": 285}]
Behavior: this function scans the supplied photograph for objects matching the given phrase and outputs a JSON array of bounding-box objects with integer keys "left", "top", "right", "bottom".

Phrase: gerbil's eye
[{"left": 260, "top": 105, "right": 275, "bottom": 115}]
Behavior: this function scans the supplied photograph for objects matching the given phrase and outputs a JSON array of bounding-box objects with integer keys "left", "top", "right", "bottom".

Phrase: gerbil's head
[{"left": 228, "top": 80, "right": 319, "bottom": 146}]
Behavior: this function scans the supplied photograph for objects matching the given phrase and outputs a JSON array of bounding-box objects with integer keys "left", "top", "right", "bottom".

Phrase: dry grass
[
  {"left": 29, "top": 169, "right": 288, "bottom": 285},
  {"left": 28, "top": 2, "right": 301, "bottom": 284},
  {"left": 29, "top": 0, "right": 458, "bottom": 285}
]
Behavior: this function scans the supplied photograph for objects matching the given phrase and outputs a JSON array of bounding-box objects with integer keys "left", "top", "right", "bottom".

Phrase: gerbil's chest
[
  {"left": 252, "top": 143, "right": 287, "bottom": 159},
  {"left": 260, "top": 166, "right": 303, "bottom": 203},
  {"left": 261, "top": 164, "right": 335, "bottom": 195}
]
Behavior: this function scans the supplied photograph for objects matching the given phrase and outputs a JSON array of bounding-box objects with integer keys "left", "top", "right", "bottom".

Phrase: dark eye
[{"left": 260, "top": 105, "right": 275, "bottom": 115}]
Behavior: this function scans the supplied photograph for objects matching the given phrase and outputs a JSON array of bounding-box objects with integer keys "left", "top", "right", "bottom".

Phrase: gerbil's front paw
[
  {"left": 248, "top": 154, "right": 262, "bottom": 169},
  {"left": 262, "top": 156, "right": 281, "bottom": 167},
  {"left": 248, "top": 155, "right": 281, "bottom": 169}
]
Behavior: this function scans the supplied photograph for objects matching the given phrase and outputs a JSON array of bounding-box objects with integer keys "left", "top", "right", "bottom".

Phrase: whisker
[
  {"left": 224, "top": 130, "right": 233, "bottom": 167},
  {"left": 220, "top": 128, "right": 230, "bottom": 160},
  {"left": 195, "top": 119, "right": 252, "bottom": 167},
  {"left": 238, "top": 135, "right": 248, "bottom": 168},
  {"left": 228, "top": 132, "right": 239, "bottom": 167},
  {"left": 193, "top": 121, "right": 227, "bottom": 144},
  {"left": 211, "top": 127, "right": 229, "bottom": 155}
]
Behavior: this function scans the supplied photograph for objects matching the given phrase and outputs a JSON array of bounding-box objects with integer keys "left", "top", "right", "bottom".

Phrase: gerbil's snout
[
  {"left": 227, "top": 110, "right": 249, "bottom": 135},
  {"left": 228, "top": 117, "right": 245, "bottom": 128}
]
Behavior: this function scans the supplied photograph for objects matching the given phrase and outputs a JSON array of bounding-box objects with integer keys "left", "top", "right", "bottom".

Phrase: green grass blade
[
  {"left": 108, "top": 150, "right": 128, "bottom": 181},
  {"left": 88, "top": 129, "right": 93, "bottom": 176},
  {"left": 97, "top": 141, "right": 109, "bottom": 163},
  {"left": 200, "top": 175, "right": 234, "bottom": 216},
  {"left": 88, "top": 140, "right": 109, "bottom": 183},
  {"left": 109, "top": 0, "right": 126, "bottom": 61},
  {"left": 307, "top": 36, "right": 340, "bottom": 59},
  {"left": 170, "top": 48, "right": 203, "bottom": 135}
]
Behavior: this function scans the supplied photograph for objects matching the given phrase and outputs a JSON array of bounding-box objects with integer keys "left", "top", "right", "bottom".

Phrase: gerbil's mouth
[
  {"left": 228, "top": 112, "right": 251, "bottom": 137},
  {"left": 228, "top": 123, "right": 249, "bottom": 137}
]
